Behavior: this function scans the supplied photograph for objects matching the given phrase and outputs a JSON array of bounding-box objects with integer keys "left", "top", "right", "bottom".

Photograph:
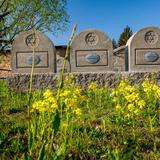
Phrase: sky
[{"left": 47, "top": 0, "right": 160, "bottom": 46}]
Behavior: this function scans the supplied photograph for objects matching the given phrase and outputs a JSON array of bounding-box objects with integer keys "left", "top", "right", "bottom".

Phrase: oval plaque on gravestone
[
  {"left": 85, "top": 53, "right": 100, "bottom": 64},
  {"left": 144, "top": 52, "right": 159, "bottom": 62},
  {"left": 26, "top": 55, "right": 41, "bottom": 65}
]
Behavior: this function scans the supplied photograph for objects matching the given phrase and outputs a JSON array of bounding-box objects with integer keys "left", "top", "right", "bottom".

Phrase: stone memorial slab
[
  {"left": 127, "top": 27, "right": 160, "bottom": 71},
  {"left": 70, "top": 29, "right": 113, "bottom": 72},
  {"left": 12, "top": 30, "right": 56, "bottom": 73}
]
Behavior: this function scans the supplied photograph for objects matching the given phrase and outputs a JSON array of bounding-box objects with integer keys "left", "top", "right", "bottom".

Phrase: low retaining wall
[{"left": 6, "top": 72, "right": 160, "bottom": 91}]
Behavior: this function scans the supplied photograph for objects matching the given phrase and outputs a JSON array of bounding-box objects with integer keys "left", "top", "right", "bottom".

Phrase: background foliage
[{"left": 0, "top": 0, "right": 69, "bottom": 54}]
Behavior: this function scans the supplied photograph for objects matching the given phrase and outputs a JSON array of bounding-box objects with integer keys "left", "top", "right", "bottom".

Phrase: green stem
[
  {"left": 56, "top": 24, "right": 77, "bottom": 101},
  {"left": 28, "top": 23, "right": 36, "bottom": 153}
]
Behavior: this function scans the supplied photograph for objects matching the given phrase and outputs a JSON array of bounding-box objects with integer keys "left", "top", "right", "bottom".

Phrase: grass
[
  {"left": 0, "top": 78, "right": 160, "bottom": 160},
  {"left": 0, "top": 80, "right": 28, "bottom": 159}
]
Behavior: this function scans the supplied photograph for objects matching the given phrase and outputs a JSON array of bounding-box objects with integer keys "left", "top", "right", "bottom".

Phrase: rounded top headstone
[
  {"left": 127, "top": 26, "right": 160, "bottom": 72},
  {"left": 70, "top": 29, "right": 113, "bottom": 72},
  {"left": 12, "top": 30, "right": 56, "bottom": 73}
]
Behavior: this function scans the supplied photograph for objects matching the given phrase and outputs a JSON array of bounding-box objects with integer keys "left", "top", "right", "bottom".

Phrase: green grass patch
[{"left": 0, "top": 78, "right": 160, "bottom": 160}]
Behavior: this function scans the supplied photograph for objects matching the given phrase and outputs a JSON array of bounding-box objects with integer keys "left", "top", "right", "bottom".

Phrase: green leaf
[
  {"left": 24, "top": 152, "right": 33, "bottom": 160},
  {"left": 28, "top": 131, "right": 33, "bottom": 150},
  {"left": 52, "top": 111, "right": 60, "bottom": 133},
  {"left": 38, "top": 141, "right": 46, "bottom": 160},
  {"left": 55, "top": 143, "right": 66, "bottom": 157}
]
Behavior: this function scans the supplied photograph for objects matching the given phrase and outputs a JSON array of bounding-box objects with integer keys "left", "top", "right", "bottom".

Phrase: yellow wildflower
[
  {"left": 39, "top": 107, "right": 46, "bottom": 113},
  {"left": 125, "top": 92, "right": 139, "bottom": 102},
  {"left": 60, "top": 90, "right": 71, "bottom": 97},
  {"left": 157, "top": 89, "right": 160, "bottom": 97},
  {"left": 51, "top": 103, "right": 58, "bottom": 110},
  {"left": 127, "top": 104, "right": 135, "bottom": 112},
  {"left": 74, "top": 108, "right": 82, "bottom": 116},
  {"left": 64, "top": 98, "right": 77, "bottom": 108},
  {"left": 115, "top": 104, "right": 121, "bottom": 111},
  {"left": 125, "top": 113, "right": 131, "bottom": 118},
  {"left": 74, "top": 86, "right": 82, "bottom": 96},
  {"left": 69, "top": 73, "right": 75, "bottom": 79},
  {"left": 62, "top": 123, "right": 68, "bottom": 128},
  {"left": 64, "top": 76, "right": 69, "bottom": 83},
  {"left": 142, "top": 79, "right": 152, "bottom": 93},
  {"left": 43, "top": 89, "right": 53, "bottom": 99},
  {"left": 134, "top": 109, "right": 141, "bottom": 116},
  {"left": 88, "top": 82, "right": 98, "bottom": 90},
  {"left": 137, "top": 100, "right": 145, "bottom": 108}
]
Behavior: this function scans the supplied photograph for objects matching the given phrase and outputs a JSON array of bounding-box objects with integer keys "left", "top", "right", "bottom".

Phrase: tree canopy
[
  {"left": 0, "top": 0, "right": 69, "bottom": 54},
  {"left": 112, "top": 38, "right": 118, "bottom": 49},
  {"left": 118, "top": 25, "right": 133, "bottom": 47}
]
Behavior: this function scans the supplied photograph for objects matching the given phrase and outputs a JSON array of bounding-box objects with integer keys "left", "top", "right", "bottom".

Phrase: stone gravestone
[
  {"left": 70, "top": 29, "right": 113, "bottom": 72},
  {"left": 11, "top": 30, "right": 56, "bottom": 73},
  {"left": 127, "top": 26, "right": 160, "bottom": 72}
]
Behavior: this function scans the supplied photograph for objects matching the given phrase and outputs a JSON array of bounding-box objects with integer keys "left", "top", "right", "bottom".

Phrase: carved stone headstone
[
  {"left": 11, "top": 30, "right": 56, "bottom": 73},
  {"left": 127, "top": 27, "right": 160, "bottom": 71},
  {"left": 70, "top": 29, "right": 113, "bottom": 72}
]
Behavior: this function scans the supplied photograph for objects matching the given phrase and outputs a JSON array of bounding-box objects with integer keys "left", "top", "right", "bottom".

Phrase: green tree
[
  {"left": 118, "top": 25, "right": 133, "bottom": 47},
  {"left": 112, "top": 38, "right": 118, "bottom": 49},
  {"left": 0, "top": 0, "right": 69, "bottom": 54}
]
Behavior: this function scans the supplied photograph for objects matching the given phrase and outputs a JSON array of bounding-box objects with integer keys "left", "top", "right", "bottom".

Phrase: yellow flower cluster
[
  {"left": 64, "top": 73, "right": 76, "bottom": 84},
  {"left": 113, "top": 79, "right": 145, "bottom": 117},
  {"left": 142, "top": 79, "right": 160, "bottom": 98},
  {"left": 31, "top": 89, "right": 58, "bottom": 113},
  {"left": 60, "top": 85, "right": 85, "bottom": 117},
  {"left": 88, "top": 82, "right": 98, "bottom": 91},
  {"left": 31, "top": 72, "right": 85, "bottom": 119}
]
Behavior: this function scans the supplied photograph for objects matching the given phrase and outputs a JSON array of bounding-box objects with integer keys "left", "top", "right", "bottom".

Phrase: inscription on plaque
[
  {"left": 144, "top": 52, "right": 159, "bottom": 62},
  {"left": 135, "top": 49, "right": 160, "bottom": 65},
  {"left": 76, "top": 50, "right": 108, "bottom": 67},
  {"left": 26, "top": 55, "right": 41, "bottom": 65},
  {"left": 85, "top": 53, "right": 100, "bottom": 64},
  {"left": 16, "top": 51, "right": 49, "bottom": 68}
]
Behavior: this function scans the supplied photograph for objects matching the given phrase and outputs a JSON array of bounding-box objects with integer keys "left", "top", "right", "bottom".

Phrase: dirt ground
[{"left": 0, "top": 54, "right": 11, "bottom": 78}]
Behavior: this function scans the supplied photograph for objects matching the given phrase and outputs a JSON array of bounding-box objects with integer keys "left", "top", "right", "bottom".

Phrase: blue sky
[{"left": 48, "top": 0, "right": 160, "bottom": 46}]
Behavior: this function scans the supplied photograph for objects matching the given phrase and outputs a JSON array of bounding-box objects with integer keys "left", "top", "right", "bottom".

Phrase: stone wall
[{"left": 7, "top": 72, "right": 160, "bottom": 91}]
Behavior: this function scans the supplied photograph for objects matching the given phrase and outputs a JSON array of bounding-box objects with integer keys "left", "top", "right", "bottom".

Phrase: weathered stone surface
[
  {"left": 11, "top": 30, "right": 56, "bottom": 73},
  {"left": 55, "top": 45, "right": 70, "bottom": 73},
  {"left": 113, "top": 45, "right": 127, "bottom": 71},
  {"left": 127, "top": 27, "right": 160, "bottom": 71},
  {"left": 70, "top": 29, "right": 113, "bottom": 72},
  {"left": 7, "top": 71, "right": 160, "bottom": 91},
  {"left": 56, "top": 55, "right": 70, "bottom": 73}
]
